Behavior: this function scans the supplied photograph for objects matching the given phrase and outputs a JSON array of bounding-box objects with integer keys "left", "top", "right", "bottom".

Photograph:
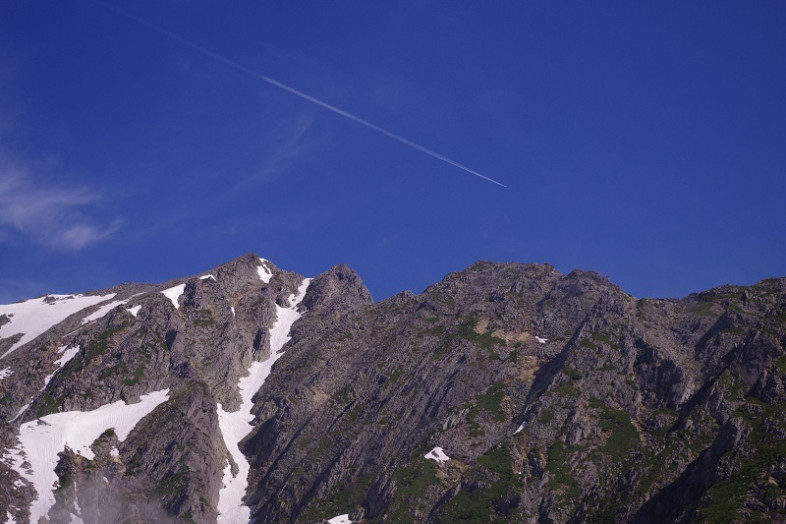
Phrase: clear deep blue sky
[{"left": 1, "top": 1, "right": 784, "bottom": 303}]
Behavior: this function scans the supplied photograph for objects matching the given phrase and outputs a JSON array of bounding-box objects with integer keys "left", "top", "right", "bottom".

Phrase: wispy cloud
[
  {"left": 0, "top": 158, "right": 119, "bottom": 250},
  {"left": 217, "top": 113, "right": 315, "bottom": 202},
  {"left": 252, "top": 113, "right": 314, "bottom": 181}
]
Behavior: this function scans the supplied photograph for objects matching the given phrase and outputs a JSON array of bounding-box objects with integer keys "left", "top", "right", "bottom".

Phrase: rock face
[{"left": 1, "top": 255, "right": 785, "bottom": 523}]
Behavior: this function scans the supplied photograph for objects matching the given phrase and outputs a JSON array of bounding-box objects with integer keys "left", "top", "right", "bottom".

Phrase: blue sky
[{"left": 0, "top": 1, "right": 784, "bottom": 303}]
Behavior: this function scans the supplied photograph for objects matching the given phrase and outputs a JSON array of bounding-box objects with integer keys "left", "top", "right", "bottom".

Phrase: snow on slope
[
  {"left": 43, "top": 345, "right": 81, "bottom": 387},
  {"left": 80, "top": 300, "right": 128, "bottom": 324},
  {"left": 7, "top": 389, "right": 170, "bottom": 524},
  {"left": 256, "top": 258, "right": 272, "bottom": 283},
  {"left": 126, "top": 305, "right": 142, "bottom": 318},
  {"left": 0, "top": 294, "right": 116, "bottom": 359},
  {"left": 216, "top": 277, "right": 311, "bottom": 523},
  {"left": 328, "top": 515, "right": 352, "bottom": 524},
  {"left": 424, "top": 446, "right": 450, "bottom": 462},
  {"left": 10, "top": 404, "right": 29, "bottom": 423},
  {"left": 161, "top": 284, "right": 186, "bottom": 310}
]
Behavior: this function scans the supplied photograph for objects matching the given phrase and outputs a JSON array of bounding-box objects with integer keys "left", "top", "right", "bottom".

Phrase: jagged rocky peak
[
  {"left": 1, "top": 256, "right": 786, "bottom": 523},
  {"left": 301, "top": 264, "right": 373, "bottom": 313}
]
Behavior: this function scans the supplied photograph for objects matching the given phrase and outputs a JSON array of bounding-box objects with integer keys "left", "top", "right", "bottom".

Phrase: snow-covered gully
[
  {"left": 216, "top": 277, "right": 311, "bottom": 523},
  {"left": 6, "top": 389, "right": 171, "bottom": 523}
]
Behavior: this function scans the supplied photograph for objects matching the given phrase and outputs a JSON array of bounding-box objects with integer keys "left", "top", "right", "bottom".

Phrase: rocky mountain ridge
[{"left": 1, "top": 253, "right": 785, "bottom": 523}]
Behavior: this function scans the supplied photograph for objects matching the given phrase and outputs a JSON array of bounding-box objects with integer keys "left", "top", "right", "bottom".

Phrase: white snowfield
[
  {"left": 126, "top": 305, "right": 142, "bottom": 318},
  {"left": 424, "top": 446, "right": 450, "bottom": 462},
  {"left": 216, "top": 277, "right": 311, "bottom": 524},
  {"left": 256, "top": 258, "right": 272, "bottom": 283},
  {"left": 328, "top": 514, "right": 352, "bottom": 524},
  {"left": 161, "top": 284, "right": 186, "bottom": 310},
  {"left": 7, "top": 389, "right": 170, "bottom": 524},
  {"left": 80, "top": 300, "right": 128, "bottom": 325},
  {"left": 0, "top": 293, "right": 116, "bottom": 359},
  {"left": 0, "top": 367, "right": 11, "bottom": 380}
]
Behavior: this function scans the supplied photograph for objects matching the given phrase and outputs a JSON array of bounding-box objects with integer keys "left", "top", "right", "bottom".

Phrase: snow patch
[
  {"left": 7, "top": 389, "right": 170, "bottom": 524},
  {"left": 10, "top": 404, "right": 29, "bottom": 423},
  {"left": 72, "top": 489, "right": 83, "bottom": 524},
  {"left": 230, "top": 307, "right": 235, "bottom": 317},
  {"left": 216, "top": 278, "right": 311, "bottom": 523},
  {"left": 514, "top": 421, "right": 527, "bottom": 434},
  {"left": 80, "top": 300, "right": 128, "bottom": 324},
  {"left": 424, "top": 446, "right": 450, "bottom": 462},
  {"left": 328, "top": 515, "right": 352, "bottom": 524},
  {"left": 256, "top": 258, "right": 272, "bottom": 283},
  {"left": 0, "top": 367, "right": 11, "bottom": 380},
  {"left": 161, "top": 284, "right": 186, "bottom": 310},
  {"left": 44, "top": 345, "right": 82, "bottom": 387},
  {"left": 126, "top": 305, "right": 142, "bottom": 318},
  {"left": 0, "top": 294, "right": 116, "bottom": 359},
  {"left": 5, "top": 511, "right": 14, "bottom": 524},
  {"left": 200, "top": 274, "right": 216, "bottom": 281},
  {"left": 536, "top": 336, "right": 548, "bottom": 344},
  {"left": 56, "top": 345, "right": 81, "bottom": 367}
]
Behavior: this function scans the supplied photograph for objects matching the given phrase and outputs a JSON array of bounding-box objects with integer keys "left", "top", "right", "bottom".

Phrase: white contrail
[{"left": 86, "top": 1, "right": 507, "bottom": 188}]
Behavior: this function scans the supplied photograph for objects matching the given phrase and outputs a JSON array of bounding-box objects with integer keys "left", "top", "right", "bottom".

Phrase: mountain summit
[{"left": 1, "top": 255, "right": 785, "bottom": 523}]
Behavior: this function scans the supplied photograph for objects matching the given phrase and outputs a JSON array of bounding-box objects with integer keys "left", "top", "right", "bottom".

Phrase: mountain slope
[{"left": 1, "top": 255, "right": 785, "bottom": 523}]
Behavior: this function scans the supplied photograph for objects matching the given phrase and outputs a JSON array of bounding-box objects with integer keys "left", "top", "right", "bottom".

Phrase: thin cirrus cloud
[
  {"left": 217, "top": 113, "right": 315, "bottom": 202},
  {"left": 0, "top": 161, "right": 119, "bottom": 250}
]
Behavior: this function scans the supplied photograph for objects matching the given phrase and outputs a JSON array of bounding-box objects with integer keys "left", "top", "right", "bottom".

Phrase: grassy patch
[
  {"left": 451, "top": 317, "right": 505, "bottom": 350},
  {"left": 546, "top": 441, "right": 581, "bottom": 503},
  {"left": 591, "top": 332, "right": 612, "bottom": 344},
  {"left": 552, "top": 381, "right": 579, "bottom": 397},
  {"left": 124, "top": 365, "right": 146, "bottom": 386},
  {"left": 563, "top": 366, "right": 582, "bottom": 380},
  {"left": 701, "top": 400, "right": 786, "bottom": 521},
  {"left": 386, "top": 459, "right": 441, "bottom": 522},
  {"left": 35, "top": 391, "right": 61, "bottom": 418},
  {"left": 597, "top": 408, "right": 639, "bottom": 461},
  {"left": 301, "top": 475, "right": 374, "bottom": 522},
  {"left": 471, "top": 381, "right": 507, "bottom": 422},
  {"left": 442, "top": 444, "right": 516, "bottom": 523},
  {"left": 687, "top": 301, "right": 718, "bottom": 317},
  {"left": 579, "top": 338, "right": 598, "bottom": 350},
  {"left": 389, "top": 367, "right": 403, "bottom": 383},
  {"left": 330, "top": 385, "right": 354, "bottom": 406},
  {"left": 68, "top": 322, "right": 129, "bottom": 374}
]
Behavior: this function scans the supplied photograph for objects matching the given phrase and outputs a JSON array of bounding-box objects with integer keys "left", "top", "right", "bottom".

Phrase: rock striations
[{"left": 1, "top": 254, "right": 785, "bottom": 523}]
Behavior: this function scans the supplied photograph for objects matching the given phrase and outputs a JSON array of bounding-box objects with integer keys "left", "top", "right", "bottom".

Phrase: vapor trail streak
[{"left": 88, "top": 1, "right": 506, "bottom": 187}]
